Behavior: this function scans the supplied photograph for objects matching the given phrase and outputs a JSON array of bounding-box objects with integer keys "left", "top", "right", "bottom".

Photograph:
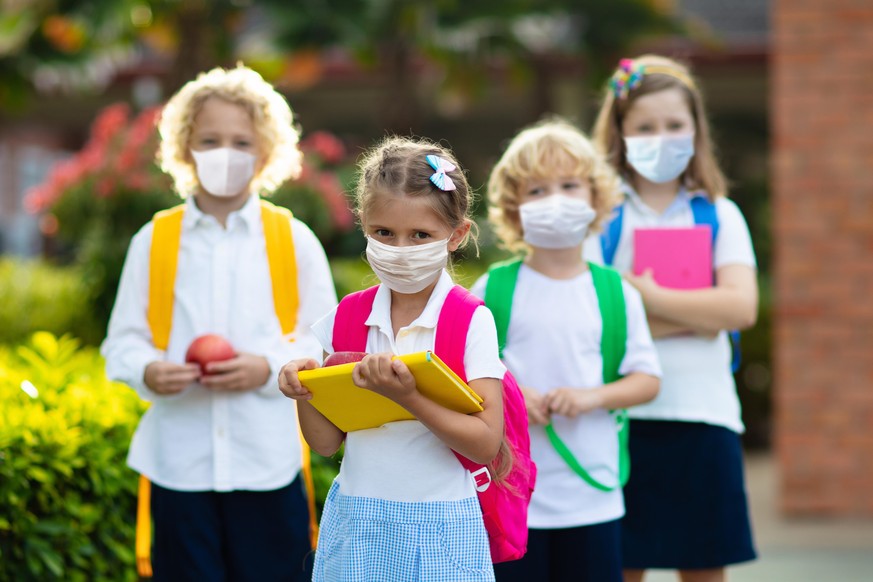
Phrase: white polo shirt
[
  {"left": 101, "top": 194, "right": 337, "bottom": 491},
  {"left": 312, "top": 270, "right": 506, "bottom": 503},
  {"left": 471, "top": 266, "right": 661, "bottom": 528},
  {"left": 584, "top": 186, "right": 757, "bottom": 433}
]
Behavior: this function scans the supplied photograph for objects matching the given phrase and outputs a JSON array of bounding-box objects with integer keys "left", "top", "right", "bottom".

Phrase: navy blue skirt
[{"left": 621, "top": 420, "right": 757, "bottom": 570}]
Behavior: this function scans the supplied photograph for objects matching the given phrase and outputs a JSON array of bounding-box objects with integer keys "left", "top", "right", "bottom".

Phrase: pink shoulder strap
[
  {"left": 332, "top": 285, "right": 378, "bottom": 352},
  {"left": 434, "top": 285, "right": 483, "bottom": 383}
]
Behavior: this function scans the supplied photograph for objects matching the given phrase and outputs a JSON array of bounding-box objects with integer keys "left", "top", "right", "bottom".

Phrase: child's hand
[
  {"left": 624, "top": 268, "right": 659, "bottom": 299},
  {"left": 544, "top": 387, "right": 605, "bottom": 417},
  {"left": 144, "top": 361, "right": 200, "bottom": 394},
  {"left": 351, "top": 353, "right": 417, "bottom": 403},
  {"left": 200, "top": 353, "right": 271, "bottom": 392},
  {"left": 520, "top": 385, "right": 550, "bottom": 425},
  {"left": 277, "top": 358, "right": 321, "bottom": 400}
]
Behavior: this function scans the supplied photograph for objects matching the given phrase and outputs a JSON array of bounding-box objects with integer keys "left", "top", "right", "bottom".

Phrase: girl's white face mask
[
  {"left": 191, "top": 147, "right": 257, "bottom": 197},
  {"left": 624, "top": 133, "right": 695, "bottom": 184},
  {"left": 365, "top": 236, "right": 450, "bottom": 294},
  {"left": 519, "top": 194, "right": 597, "bottom": 249}
]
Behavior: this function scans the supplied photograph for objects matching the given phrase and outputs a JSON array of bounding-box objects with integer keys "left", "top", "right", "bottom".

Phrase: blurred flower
[{"left": 301, "top": 130, "right": 346, "bottom": 165}]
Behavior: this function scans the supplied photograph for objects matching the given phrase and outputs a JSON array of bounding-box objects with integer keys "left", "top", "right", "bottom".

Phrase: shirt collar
[
  {"left": 365, "top": 270, "right": 455, "bottom": 338},
  {"left": 620, "top": 181, "right": 703, "bottom": 216},
  {"left": 182, "top": 194, "right": 261, "bottom": 231}
]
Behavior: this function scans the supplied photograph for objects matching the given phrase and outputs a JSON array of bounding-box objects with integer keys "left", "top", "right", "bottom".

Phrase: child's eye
[
  {"left": 235, "top": 140, "right": 253, "bottom": 149},
  {"left": 413, "top": 231, "right": 432, "bottom": 240},
  {"left": 527, "top": 186, "right": 544, "bottom": 196},
  {"left": 374, "top": 229, "right": 392, "bottom": 237},
  {"left": 667, "top": 121, "right": 688, "bottom": 131},
  {"left": 634, "top": 124, "right": 655, "bottom": 133},
  {"left": 562, "top": 181, "right": 581, "bottom": 190}
]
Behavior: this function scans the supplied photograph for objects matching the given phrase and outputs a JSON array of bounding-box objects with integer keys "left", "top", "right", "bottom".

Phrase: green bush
[
  {"left": 0, "top": 259, "right": 102, "bottom": 346},
  {"left": 0, "top": 333, "right": 145, "bottom": 581},
  {"left": 0, "top": 333, "right": 341, "bottom": 580}
]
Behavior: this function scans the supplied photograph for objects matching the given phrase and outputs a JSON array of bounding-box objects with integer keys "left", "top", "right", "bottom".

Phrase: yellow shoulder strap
[
  {"left": 137, "top": 199, "right": 317, "bottom": 578},
  {"left": 260, "top": 199, "right": 299, "bottom": 338},
  {"left": 147, "top": 205, "right": 185, "bottom": 351}
]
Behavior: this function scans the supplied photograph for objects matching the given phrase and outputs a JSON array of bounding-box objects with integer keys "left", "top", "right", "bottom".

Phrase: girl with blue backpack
[
  {"left": 278, "top": 136, "right": 535, "bottom": 582},
  {"left": 588, "top": 55, "right": 759, "bottom": 581},
  {"left": 471, "top": 118, "right": 661, "bottom": 582}
]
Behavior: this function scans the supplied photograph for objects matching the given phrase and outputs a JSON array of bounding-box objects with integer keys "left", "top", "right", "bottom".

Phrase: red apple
[
  {"left": 185, "top": 334, "right": 236, "bottom": 374},
  {"left": 323, "top": 351, "right": 367, "bottom": 367}
]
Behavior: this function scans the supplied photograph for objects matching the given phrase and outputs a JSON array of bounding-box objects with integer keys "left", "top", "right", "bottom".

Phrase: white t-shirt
[
  {"left": 101, "top": 195, "right": 338, "bottom": 491},
  {"left": 583, "top": 187, "right": 757, "bottom": 433},
  {"left": 311, "top": 270, "right": 506, "bottom": 503},
  {"left": 471, "top": 265, "right": 661, "bottom": 529}
]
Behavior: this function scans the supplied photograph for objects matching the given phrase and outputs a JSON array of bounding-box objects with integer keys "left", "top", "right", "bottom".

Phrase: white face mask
[
  {"left": 191, "top": 147, "right": 257, "bottom": 197},
  {"left": 624, "top": 133, "right": 695, "bottom": 184},
  {"left": 519, "top": 194, "right": 597, "bottom": 249},
  {"left": 365, "top": 236, "right": 450, "bottom": 294}
]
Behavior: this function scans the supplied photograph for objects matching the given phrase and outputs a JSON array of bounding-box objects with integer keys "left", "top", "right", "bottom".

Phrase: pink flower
[
  {"left": 316, "top": 172, "right": 354, "bottom": 231},
  {"left": 301, "top": 131, "right": 346, "bottom": 165}
]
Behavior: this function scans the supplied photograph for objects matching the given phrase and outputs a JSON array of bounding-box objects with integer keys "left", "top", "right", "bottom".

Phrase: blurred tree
[{"left": 1, "top": 1, "right": 677, "bottom": 123}]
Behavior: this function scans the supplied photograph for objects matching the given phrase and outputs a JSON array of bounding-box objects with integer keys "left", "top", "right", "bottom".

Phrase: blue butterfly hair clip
[{"left": 425, "top": 154, "right": 457, "bottom": 191}]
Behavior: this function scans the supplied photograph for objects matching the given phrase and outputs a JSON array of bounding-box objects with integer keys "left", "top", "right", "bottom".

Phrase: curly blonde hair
[
  {"left": 487, "top": 118, "right": 621, "bottom": 252},
  {"left": 593, "top": 54, "right": 727, "bottom": 199},
  {"left": 157, "top": 64, "right": 302, "bottom": 197}
]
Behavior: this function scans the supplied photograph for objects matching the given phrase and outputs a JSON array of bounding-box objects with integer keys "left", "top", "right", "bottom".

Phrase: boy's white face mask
[
  {"left": 624, "top": 133, "right": 695, "bottom": 184},
  {"left": 519, "top": 194, "right": 597, "bottom": 249},
  {"left": 191, "top": 147, "right": 257, "bottom": 197},
  {"left": 365, "top": 236, "right": 450, "bottom": 294}
]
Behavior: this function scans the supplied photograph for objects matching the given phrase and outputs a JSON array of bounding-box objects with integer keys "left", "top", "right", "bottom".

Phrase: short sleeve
[
  {"left": 617, "top": 281, "right": 662, "bottom": 378},
  {"left": 463, "top": 305, "right": 506, "bottom": 382}
]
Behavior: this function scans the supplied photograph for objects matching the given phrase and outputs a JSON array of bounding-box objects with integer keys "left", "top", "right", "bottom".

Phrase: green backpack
[{"left": 484, "top": 258, "right": 630, "bottom": 492}]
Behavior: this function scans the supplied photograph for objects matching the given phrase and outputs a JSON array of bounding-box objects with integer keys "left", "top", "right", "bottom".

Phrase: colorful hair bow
[
  {"left": 426, "top": 154, "right": 457, "bottom": 191},
  {"left": 609, "top": 58, "right": 645, "bottom": 100}
]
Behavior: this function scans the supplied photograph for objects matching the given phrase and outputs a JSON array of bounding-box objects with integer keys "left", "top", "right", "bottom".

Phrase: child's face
[
  {"left": 190, "top": 97, "right": 261, "bottom": 157},
  {"left": 519, "top": 175, "right": 592, "bottom": 207},
  {"left": 621, "top": 87, "right": 695, "bottom": 138},
  {"left": 363, "top": 193, "right": 466, "bottom": 252}
]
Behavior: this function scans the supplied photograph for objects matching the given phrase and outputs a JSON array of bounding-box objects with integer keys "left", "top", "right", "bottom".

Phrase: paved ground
[{"left": 645, "top": 453, "right": 873, "bottom": 581}]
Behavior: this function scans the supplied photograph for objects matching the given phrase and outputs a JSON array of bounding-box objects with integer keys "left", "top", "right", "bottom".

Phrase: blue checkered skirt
[{"left": 313, "top": 481, "right": 495, "bottom": 582}]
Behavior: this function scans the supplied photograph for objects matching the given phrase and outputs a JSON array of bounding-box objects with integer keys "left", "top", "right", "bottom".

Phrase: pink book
[{"left": 633, "top": 226, "right": 713, "bottom": 289}]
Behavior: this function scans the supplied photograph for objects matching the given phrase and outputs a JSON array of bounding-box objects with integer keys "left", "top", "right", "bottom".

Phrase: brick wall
[{"left": 773, "top": 0, "right": 873, "bottom": 516}]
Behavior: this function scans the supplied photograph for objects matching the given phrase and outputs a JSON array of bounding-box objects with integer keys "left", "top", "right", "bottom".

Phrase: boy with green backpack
[{"left": 471, "top": 119, "right": 661, "bottom": 582}]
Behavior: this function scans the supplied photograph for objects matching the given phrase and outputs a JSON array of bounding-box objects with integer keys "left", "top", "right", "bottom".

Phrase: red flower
[{"left": 301, "top": 131, "right": 346, "bottom": 165}]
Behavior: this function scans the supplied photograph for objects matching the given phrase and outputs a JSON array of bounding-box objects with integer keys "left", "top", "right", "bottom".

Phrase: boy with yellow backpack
[{"left": 101, "top": 65, "right": 337, "bottom": 580}]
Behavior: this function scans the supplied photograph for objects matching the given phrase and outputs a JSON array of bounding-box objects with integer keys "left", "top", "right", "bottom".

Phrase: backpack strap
[
  {"left": 689, "top": 194, "right": 719, "bottom": 244},
  {"left": 147, "top": 204, "right": 185, "bottom": 351},
  {"left": 483, "top": 258, "right": 523, "bottom": 358},
  {"left": 600, "top": 203, "right": 625, "bottom": 266},
  {"left": 332, "top": 286, "right": 378, "bottom": 353},
  {"left": 260, "top": 200, "right": 299, "bottom": 339},
  {"left": 435, "top": 285, "right": 484, "bottom": 383},
  {"left": 544, "top": 262, "right": 630, "bottom": 491}
]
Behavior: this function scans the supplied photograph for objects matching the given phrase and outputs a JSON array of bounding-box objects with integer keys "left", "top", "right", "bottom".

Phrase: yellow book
[{"left": 298, "top": 351, "right": 484, "bottom": 432}]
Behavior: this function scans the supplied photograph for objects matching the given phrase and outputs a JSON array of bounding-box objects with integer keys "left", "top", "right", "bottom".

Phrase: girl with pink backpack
[{"left": 278, "top": 136, "right": 535, "bottom": 582}]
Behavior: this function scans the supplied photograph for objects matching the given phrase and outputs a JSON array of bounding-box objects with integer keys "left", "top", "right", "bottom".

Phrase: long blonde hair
[{"left": 592, "top": 54, "right": 728, "bottom": 199}]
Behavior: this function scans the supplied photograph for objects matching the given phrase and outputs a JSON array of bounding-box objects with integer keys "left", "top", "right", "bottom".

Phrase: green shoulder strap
[
  {"left": 483, "top": 259, "right": 630, "bottom": 491},
  {"left": 483, "top": 257, "right": 523, "bottom": 359}
]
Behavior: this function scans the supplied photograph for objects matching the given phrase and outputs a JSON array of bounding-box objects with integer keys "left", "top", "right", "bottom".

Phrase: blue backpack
[{"left": 600, "top": 195, "right": 742, "bottom": 373}]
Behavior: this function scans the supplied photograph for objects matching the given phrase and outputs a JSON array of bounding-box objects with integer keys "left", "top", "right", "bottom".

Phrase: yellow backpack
[{"left": 136, "top": 199, "right": 318, "bottom": 578}]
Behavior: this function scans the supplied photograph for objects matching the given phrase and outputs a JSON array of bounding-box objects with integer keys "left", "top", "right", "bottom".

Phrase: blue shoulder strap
[
  {"left": 600, "top": 204, "right": 625, "bottom": 266},
  {"left": 689, "top": 195, "right": 719, "bottom": 244}
]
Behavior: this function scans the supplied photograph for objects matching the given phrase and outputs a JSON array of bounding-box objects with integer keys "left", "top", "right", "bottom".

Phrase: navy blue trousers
[
  {"left": 494, "top": 519, "right": 623, "bottom": 582},
  {"left": 150, "top": 475, "right": 313, "bottom": 582}
]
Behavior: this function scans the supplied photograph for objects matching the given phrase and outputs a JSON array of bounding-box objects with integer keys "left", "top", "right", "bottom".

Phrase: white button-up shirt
[{"left": 101, "top": 195, "right": 337, "bottom": 491}]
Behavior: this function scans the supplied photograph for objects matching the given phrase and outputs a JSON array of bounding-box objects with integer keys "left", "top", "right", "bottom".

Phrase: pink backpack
[{"left": 332, "top": 284, "right": 536, "bottom": 563}]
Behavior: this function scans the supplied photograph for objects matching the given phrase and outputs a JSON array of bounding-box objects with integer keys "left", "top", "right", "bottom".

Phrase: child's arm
[
  {"left": 351, "top": 354, "right": 504, "bottom": 465},
  {"left": 544, "top": 372, "right": 659, "bottom": 417},
  {"left": 626, "top": 263, "right": 758, "bottom": 334},
  {"left": 278, "top": 358, "right": 346, "bottom": 457}
]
